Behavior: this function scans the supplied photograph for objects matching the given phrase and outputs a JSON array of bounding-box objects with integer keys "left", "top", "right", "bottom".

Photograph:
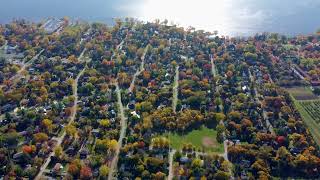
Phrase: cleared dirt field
[
  {"left": 202, "top": 137, "right": 216, "bottom": 147},
  {"left": 286, "top": 87, "right": 319, "bottom": 100}
]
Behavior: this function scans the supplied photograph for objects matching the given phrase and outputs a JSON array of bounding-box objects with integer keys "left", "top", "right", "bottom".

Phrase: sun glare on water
[{"left": 134, "top": 0, "right": 233, "bottom": 35}]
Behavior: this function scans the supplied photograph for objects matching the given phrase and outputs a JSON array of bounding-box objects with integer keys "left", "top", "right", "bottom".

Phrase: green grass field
[
  {"left": 286, "top": 87, "right": 318, "bottom": 100},
  {"left": 290, "top": 95, "right": 320, "bottom": 147},
  {"left": 166, "top": 126, "right": 224, "bottom": 153}
]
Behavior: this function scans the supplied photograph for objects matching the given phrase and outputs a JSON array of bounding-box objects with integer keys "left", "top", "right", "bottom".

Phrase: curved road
[
  {"left": 108, "top": 82, "right": 127, "bottom": 180},
  {"left": 0, "top": 49, "right": 44, "bottom": 90},
  {"left": 109, "top": 45, "right": 148, "bottom": 179},
  {"left": 168, "top": 66, "right": 179, "bottom": 180},
  {"left": 172, "top": 66, "right": 179, "bottom": 113},
  {"left": 35, "top": 54, "right": 87, "bottom": 180},
  {"left": 248, "top": 69, "right": 275, "bottom": 135},
  {"left": 128, "top": 46, "right": 148, "bottom": 92},
  {"left": 211, "top": 54, "right": 234, "bottom": 179}
]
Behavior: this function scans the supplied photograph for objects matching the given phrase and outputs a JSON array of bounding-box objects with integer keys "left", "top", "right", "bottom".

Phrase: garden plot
[
  {"left": 292, "top": 98, "right": 320, "bottom": 147},
  {"left": 299, "top": 101, "right": 320, "bottom": 125}
]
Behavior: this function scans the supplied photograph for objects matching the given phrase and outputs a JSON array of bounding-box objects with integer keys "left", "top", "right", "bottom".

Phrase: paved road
[
  {"left": 210, "top": 54, "right": 217, "bottom": 77},
  {"left": 13, "top": 49, "right": 44, "bottom": 79},
  {"left": 248, "top": 69, "right": 275, "bottom": 135},
  {"left": 108, "top": 49, "right": 144, "bottom": 178},
  {"left": 292, "top": 65, "right": 305, "bottom": 80},
  {"left": 168, "top": 149, "right": 177, "bottom": 180},
  {"left": 172, "top": 66, "right": 179, "bottom": 113},
  {"left": 108, "top": 82, "right": 127, "bottom": 180},
  {"left": 0, "top": 49, "right": 44, "bottom": 90},
  {"left": 110, "top": 24, "right": 136, "bottom": 61},
  {"left": 0, "top": 40, "right": 8, "bottom": 50},
  {"left": 35, "top": 50, "right": 87, "bottom": 180},
  {"left": 35, "top": 66, "right": 86, "bottom": 180},
  {"left": 111, "top": 39, "right": 125, "bottom": 62},
  {"left": 109, "top": 41, "right": 147, "bottom": 179},
  {"left": 106, "top": 35, "right": 130, "bottom": 179},
  {"left": 210, "top": 55, "right": 234, "bottom": 179},
  {"left": 128, "top": 46, "right": 148, "bottom": 92},
  {"left": 168, "top": 64, "right": 180, "bottom": 180}
]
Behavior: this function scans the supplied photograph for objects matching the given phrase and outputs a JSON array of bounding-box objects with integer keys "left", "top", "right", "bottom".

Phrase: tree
[
  {"left": 109, "top": 139, "right": 118, "bottom": 152},
  {"left": 95, "top": 139, "right": 109, "bottom": 154},
  {"left": 22, "top": 145, "right": 33, "bottom": 154},
  {"left": 68, "top": 163, "right": 80, "bottom": 177},
  {"left": 54, "top": 145, "right": 63, "bottom": 157},
  {"left": 25, "top": 167, "right": 38, "bottom": 178},
  {"left": 176, "top": 109, "right": 204, "bottom": 131},
  {"left": 191, "top": 158, "right": 203, "bottom": 168},
  {"left": 68, "top": 55, "right": 78, "bottom": 62},
  {"left": 136, "top": 101, "right": 153, "bottom": 112},
  {"left": 216, "top": 124, "right": 225, "bottom": 143},
  {"left": 2, "top": 132, "right": 20, "bottom": 148},
  {"left": 151, "top": 137, "right": 169, "bottom": 149},
  {"left": 50, "top": 81, "right": 59, "bottom": 89},
  {"left": 313, "top": 87, "right": 320, "bottom": 95},
  {"left": 300, "top": 58, "right": 315, "bottom": 70},
  {"left": 241, "top": 119, "right": 253, "bottom": 128},
  {"left": 0, "top": 35, "right": 5, "bottom": 46},
  {"left": 137, "top": 164, "right": 145, "bottom": 173},
  {"left": 244, "top": 52, "right": 258, "bottom": 61},
  {"left": 142, "top": 170, "right": 151, "bottom": 179},
  {"left": 214, "top": 170, "right": 230, "bottom": 180},
  {"left": 34, "top": 132, "right": 48, "bottom": 143},
  {"left": 42, "top": 119, "right": 53, "bottom": 132},
  {"left": 9, "top": 65, "right": 19, "bottom": 73},
  {"left": 33, "top": 157, "right": 44, "bottom": 168},
  {"left": 99, "top": 119, "right": 110, "bottom": 128},
  {"left": 215, "top": 98, "right": 223, "bottom": 111},
  {"left": 228, "top": 111, "right": 241, "bottom": 121},
  {"left": 40, "top": 86, "right": 48, "bottom": 97},
  {"left": 221, "top": 160, "right": 230, "bottom": 172},
  {"left": 65, "top": 124, "right": 77, "bottom": 137},
  {"left": 251, "top": 159, "right": 270, "bottom": 176},
  {"left": 0, "top": 88, "right": 4, "bottom": 102},
  {"left": 275, "top": 146, "right": 293, "bottom": 176},
  {"left": 228, "top": 145, "right": 247, "bottom": 162},
  {"left": 142, "top": 116, "right": 152, "bottom": 129},
  {"left": 244, "top": 44, "right": 256, "bottom": 53},
  {"left": 80, "top": 166, "right": 92, "bottom": 180},
  {"left": 215, "top": 113, "right": 226, "bottom": 121},
  {"left": 99, "top": 165, "right": 109, "bottom": 177},
  {"left": 186, "top": 95, "right": 204, "bottom": 109},
  {"left": 66, "top": 78, "right": 75, "bottom": 86},
  {"left": 154, "top": 171, "right": 166, "bottom": 180},
  {"left": 280, "top": 105, "right": 291, "bottom": 118}
]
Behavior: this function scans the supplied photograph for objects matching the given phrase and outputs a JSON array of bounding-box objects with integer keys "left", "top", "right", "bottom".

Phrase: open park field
[{"left": 167, "top": 126, "right": 224, "bottom": 153}]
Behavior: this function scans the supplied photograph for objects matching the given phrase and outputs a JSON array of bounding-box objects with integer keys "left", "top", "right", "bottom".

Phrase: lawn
[
  {"left": 166, "top": 126, "right": 224, "bottom": 153},
  {"left": 290, "top": 95, "right": 320, "bottom": 147}
]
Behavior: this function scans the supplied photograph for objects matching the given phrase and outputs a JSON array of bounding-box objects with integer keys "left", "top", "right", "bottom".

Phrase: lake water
[{"left": 1, "top": 0, "right": 320, "bottom": 36}]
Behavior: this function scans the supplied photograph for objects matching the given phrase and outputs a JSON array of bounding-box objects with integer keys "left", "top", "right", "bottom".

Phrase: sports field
[{"left": 167, "top": 126, "right": 224, "bottom": 153}]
